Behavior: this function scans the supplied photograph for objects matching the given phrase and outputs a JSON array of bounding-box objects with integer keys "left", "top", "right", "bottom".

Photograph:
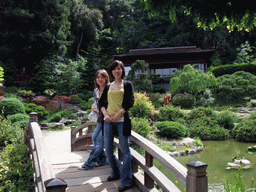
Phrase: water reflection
[{"left": 154, "top": 139, "right": 256, "bottom": 191}]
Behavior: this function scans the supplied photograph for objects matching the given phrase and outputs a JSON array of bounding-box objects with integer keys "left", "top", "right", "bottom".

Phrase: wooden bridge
[{"left": 24, "top": 112, "right": 208, "bottom": 192}]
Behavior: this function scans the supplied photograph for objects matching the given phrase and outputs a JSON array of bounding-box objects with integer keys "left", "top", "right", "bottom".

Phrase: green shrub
[
  {"left": 5, "top": 86, "right": 19, "bottom": 94},
  {"left": 0, "top": 144, "right": 34, "bottom": 191},
  {"left": 58, "top": 110, "right": 75, "bottom": 119},
  {"left": 232, "top": 112, "right": 256, "bottom": 142},
  {"left": 185, "top": 107, "right": 229, "bottom": 140},
  {"left": 80, "top": 97, "right": 94, "bottom": 111},
  {"left": 51, "top": 113, "right": 62, "bottom": 122},
  {"left": 79, "top": 92, "right": 94, "bottom": 102},
  {"left": 157, "top": 106, "right": 185, "bottom": 121},
  {"left": 172, "top": 93, "right": 196, "bottom": 109},
  {"left": 156, "top": 121, "right": 188, "bottom": 139},
  {"left": 212, "top": 63, "right": 256, "bottom": 77},
  {"left": 152, "top": 86, "right": 166, "bottom": 94},
  {"left": 25, "top": 103, "right": 49, "bottom": 119},
  {"left": 45, "top": 109, "right": 76, "bottom": 123},
  {"left": 70, "top": 95, "right": 82, "bottom": 104},
  {"left": 147, "top": 92, "right": 165, "bottom": 109},
  {"left": 8, "top": 113, "right": 30, "bottom": 123},
  {"left": 130, "top": 92, "right": 154, "bottom": 118},
  {"left": 216, "top": 71, "right": 256, "bottom": 100},
  {"left": 188, "top": 118, "right": 229, "bottom": 140},
  {"left": 0, "top": 97, "right": 25, "bottom": 116},
  {"left": 186, "top": 107, "right": 217, "bottom": 120},
  {"left": 216, "top": 111, "right": 237, "bottom": 130},
  {"left": 13, "top": 120, "right": 29, "bottom": 129},
  {"left": 0, "top": 117, "right": 24, "bottom": 150},
  {"left": 131, "top": 117, "right": 151, "bottom": 138}
]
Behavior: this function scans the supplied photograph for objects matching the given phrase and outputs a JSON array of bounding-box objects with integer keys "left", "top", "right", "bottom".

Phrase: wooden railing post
[
  {"left": 45, "top": 178, "right": 67, "bottom": 192},
  {"left": 145, "top": 151, "right": 154, "bottom": 189},
  {"left": 71, "top": 126, "right": 76, "bottom": 152},
  {"left": 30, "top": 112, "right": 38, "bottom": 122},
  {"left": 186, "top": 161, "right": 208, "bottom": 192}
]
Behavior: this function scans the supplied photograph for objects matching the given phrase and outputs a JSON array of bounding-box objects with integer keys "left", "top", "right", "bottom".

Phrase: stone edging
[{"left": 168, "top": 145, "right": 205, "bottom": 157}]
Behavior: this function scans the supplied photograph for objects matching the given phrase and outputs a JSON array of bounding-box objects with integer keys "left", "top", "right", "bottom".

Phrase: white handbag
[{"left": 88, "top": 111, "right": 98, "bottom": 122}]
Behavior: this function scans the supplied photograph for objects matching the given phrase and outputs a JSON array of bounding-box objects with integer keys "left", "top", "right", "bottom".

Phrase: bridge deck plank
[{"left": 43, "top": 129, "right": 141, "bottom": 192}]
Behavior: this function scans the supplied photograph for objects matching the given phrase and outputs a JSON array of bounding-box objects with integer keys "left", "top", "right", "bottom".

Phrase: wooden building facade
[{"left": 113, "top": 46, "right": 215, "bottom": 89}]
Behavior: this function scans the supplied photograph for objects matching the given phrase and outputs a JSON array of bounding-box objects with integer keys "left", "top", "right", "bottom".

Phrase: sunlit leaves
[
  {"left": 142, "top": 0, "right": 256, "bottom": 31},
  {"left": 170, "top": 65, "right": 219, "bottom": 96}
]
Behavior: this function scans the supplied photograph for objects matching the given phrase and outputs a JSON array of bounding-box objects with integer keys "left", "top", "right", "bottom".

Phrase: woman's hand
[
  {"left": 91, "top": 103, "right": 99, "bottom": 114},
  {"left": 111, "top": 112, "right": 122, "bottom": 123},
  {"left": 104, "top": 113, "right": 112, "bottom": 123}
]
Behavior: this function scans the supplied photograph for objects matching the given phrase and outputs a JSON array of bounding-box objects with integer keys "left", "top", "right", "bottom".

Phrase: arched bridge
[{"left": 24, "top": 112, "right": 208, "bottom": 192}]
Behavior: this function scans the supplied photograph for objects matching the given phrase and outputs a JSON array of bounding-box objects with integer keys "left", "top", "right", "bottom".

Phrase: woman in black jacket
[{"left": 99, "top": 60, "right": 134, "bottom": 192}]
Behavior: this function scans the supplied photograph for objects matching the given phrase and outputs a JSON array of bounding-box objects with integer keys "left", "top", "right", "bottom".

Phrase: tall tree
[
  {"left": 141, "top": 0, "right": 256, "bottom": 31},
  {"left": 69, "top": 0, "right": 103, "bottom": 59},
  {"left": 120, "top": 0, "right": 203, "bottom": 52},
  {"left": 0, "top": 0, "right": 71, "bottom": 85}
]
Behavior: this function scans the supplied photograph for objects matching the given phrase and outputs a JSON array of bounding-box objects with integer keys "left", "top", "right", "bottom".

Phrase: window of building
[
  {"left": 125, "top": 66, "right": 131, "bottom": 76},
  {"left": 150, "top": 68, "right": 177, "bottom": 77},
  {"left": 180, "top": 63, "right": 207, "bottom": 72}
]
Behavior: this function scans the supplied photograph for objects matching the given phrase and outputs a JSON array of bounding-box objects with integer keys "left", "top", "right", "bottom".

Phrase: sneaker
[
  {"left": 78, "top": 165, "right": 88, "bottom": 170},
  {"left": 118, "top": 185, "right": 132, "bottom": 192},
  {"left": 107, "top": 175, "right": 120, "bottom": 181}
]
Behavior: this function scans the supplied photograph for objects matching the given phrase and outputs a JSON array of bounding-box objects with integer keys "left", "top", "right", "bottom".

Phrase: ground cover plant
[{"left": 0, "top": 115, "right": 34, "bottom": 191}]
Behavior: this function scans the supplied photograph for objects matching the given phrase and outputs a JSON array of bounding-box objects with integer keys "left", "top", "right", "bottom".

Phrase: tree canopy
[{"left": 142, "top": 0, "right": 256, "bottom": 31}]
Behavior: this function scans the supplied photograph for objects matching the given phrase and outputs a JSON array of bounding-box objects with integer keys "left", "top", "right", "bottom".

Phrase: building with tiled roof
[{"left": 113, "top": 46, "right": 215, "bottom": 89}]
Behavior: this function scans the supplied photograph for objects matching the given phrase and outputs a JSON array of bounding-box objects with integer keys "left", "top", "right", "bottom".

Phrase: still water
[{"left": 154, "top": 139, "right": 256, "bottom": 192}]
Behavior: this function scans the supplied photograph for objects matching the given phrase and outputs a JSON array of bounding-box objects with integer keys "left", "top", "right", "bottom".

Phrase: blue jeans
[
  {"left": 104, "top": 121, "right": 132, "bottom": 187},
  {"left": 82, "top": 123, "right": 106, "bottom": 169}
]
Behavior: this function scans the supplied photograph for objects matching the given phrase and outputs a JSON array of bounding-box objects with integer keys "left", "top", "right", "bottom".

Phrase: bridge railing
[
  {"left": 71, "top": 121, "right": 208, "bottom": 192},
  {"left": 24, "top": 112, "right": 67, "bottom": 192}
]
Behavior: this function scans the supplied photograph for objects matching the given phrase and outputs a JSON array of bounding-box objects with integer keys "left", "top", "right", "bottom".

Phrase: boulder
[
  {"left": 179, "top": 150, "right": 186, "bottom": 156},
  {"left": 188, "top": 149, "right": 196, "bottom": 154}
]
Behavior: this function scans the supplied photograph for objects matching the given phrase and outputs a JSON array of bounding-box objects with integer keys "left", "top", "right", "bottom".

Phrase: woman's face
[
  {"left": 112, "top": 65, "right": 123, "bottom": 80},
  {"left": 96, "top": 73, "right": 106, "bottom": 87}
]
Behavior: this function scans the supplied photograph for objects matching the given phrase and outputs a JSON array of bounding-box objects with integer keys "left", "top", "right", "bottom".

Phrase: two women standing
[{"left": 79, "top": 60, "right": 134, "bottom": 192}]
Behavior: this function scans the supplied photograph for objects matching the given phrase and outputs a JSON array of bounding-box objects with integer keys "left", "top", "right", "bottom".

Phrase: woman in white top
[{"left": 78, "top": 69, "right": 110, "bottom": 170}]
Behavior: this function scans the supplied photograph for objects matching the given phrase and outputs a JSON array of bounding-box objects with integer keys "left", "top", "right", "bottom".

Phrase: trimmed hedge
[
  {"left": 156, "top": 121, "right": 188, "bottom": 139},
  {"left": 8, "top": 113, "right": 30, "bottom": 123},
  {"left": 0, "top": 98, "right": 26, "bottom": 116},
  {"left": 211, "top": 63, "right": 256, "bottom": 77}
]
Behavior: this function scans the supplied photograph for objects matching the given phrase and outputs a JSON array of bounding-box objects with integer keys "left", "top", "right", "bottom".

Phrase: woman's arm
[
  {"left": 99, "top": 84, "right": 112, "bottom": 123},
  {"left": 101, "top": 106, "right": 112, "bottom": 123},
  {"left": 122, "top": 81, "right": 134, "bottom": 112}
]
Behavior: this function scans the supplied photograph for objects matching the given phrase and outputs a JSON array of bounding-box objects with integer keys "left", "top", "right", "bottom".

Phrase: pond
[{"left": 154, "top": 139, "right": 256, "bottom": 192}]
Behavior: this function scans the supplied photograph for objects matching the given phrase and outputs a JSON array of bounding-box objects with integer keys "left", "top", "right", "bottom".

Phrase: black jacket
[{"left": 99, "top": 80, "right": 134, "bottom": 136}]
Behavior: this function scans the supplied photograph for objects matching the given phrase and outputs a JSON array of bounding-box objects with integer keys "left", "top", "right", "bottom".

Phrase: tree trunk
[{"left": 76, "top": 30, "right": 84, "bottom": 60}]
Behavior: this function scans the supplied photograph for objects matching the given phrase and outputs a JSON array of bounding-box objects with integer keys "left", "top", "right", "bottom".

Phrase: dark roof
[{"left": 114, "top": 46, "right": 214, "bottom": 57}]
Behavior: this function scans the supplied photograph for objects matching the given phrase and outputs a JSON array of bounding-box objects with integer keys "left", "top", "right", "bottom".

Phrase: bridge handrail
[
  {"left": 71, "top": 121, "right": 208, "bottom": 192},
  {"left": 128, "top": 130, "right": 186, "bottom": 191},
  {"left": 24, "top": 112, "right": 67, "bottom": 192}
]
